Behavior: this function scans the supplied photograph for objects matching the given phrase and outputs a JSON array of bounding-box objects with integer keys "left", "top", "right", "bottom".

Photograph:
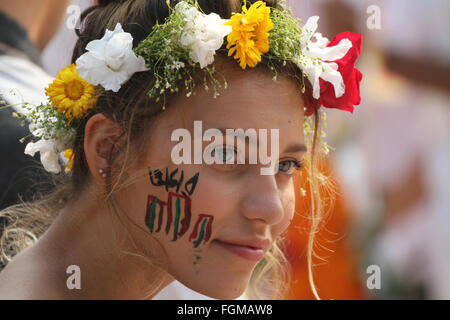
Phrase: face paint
[
  {"left": 192, "top": 248, "right": 202, "bottom": 275},
  {"left": 145, "top": 168, "right": 213, "bottom": 248},
  {"left": 145, "top": 195, "right": 163, "bottom": 233},
  {"left": 189, "top": 214, "right": 214, "bottom": 248},
  {"left": 149, "top": 167, "right": 199, "bottom": 196},
  {"left": 168, "top": 193, "right": 191, "bottom": 240}
]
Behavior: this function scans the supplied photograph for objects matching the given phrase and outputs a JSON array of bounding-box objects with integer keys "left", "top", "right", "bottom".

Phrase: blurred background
[
  {"left": 1, "top": 0, "right": 449, "bottom": 299},
  {"left": 284, "top": 0, "right": 450, "bottom": 300}
]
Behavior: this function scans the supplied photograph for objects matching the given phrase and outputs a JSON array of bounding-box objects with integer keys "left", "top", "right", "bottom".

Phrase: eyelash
[
  {"left": 211, "top": 145, "right": 239, "bottom": 163},
  {"left": 209, "top": 145, "right": 304, "bottom": 175},
  {"left": 278, "top": 159, "right": 304, "bottom": 174}
]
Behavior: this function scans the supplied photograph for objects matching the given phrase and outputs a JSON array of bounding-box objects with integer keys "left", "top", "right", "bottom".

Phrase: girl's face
[{"left": 117, "top": 68, "right": 306, "bottom": 299}]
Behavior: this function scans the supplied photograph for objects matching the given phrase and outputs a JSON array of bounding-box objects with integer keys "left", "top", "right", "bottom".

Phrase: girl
[{"left": 0, "top": 0, "right": 362, "bottom": 299}]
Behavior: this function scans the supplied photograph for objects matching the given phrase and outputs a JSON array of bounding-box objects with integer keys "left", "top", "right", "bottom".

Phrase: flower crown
[{"left": 8, "top": 0, "right": 362, "bottom": 174}]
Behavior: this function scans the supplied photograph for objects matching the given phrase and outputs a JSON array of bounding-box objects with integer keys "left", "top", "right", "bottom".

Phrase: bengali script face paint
[{"left": 145, "top": 167, "right": 213, "bottom": 248}]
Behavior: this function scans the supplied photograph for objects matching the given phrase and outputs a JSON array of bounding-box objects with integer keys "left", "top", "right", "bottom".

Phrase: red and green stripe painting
[
  {"left": 189, "top": 214, "right": 214, "bottom": 248},
  {"left": 145, "top": 192, "right": 212, "bottom": 248}
]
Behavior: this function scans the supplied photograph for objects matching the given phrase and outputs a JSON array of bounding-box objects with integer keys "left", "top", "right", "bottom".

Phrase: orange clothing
[{"left": 284, "top": 161, "right": 366, "bottom": 299}]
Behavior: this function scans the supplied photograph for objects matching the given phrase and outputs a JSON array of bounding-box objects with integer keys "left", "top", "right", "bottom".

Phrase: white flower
[
  {"left": 24, "top": 138, "right": 66, "bottom": 174},
  {"left": 176, "top": 2, "right": 232, "bottom": 68},
  {"left": 172, "top": 60, "right": 185, "bottom": 70},
  {"left": 176, "top": 1, "right": 198, "bottom": 21},
  {"left": 298, "top": 16, "right": 352, "bottom": 99},
  {"left": 75, "top": 23, "right": 148, "bottom": 92},
  {"left": 174, "top": 1, "right": 190, "bottom": 13}
]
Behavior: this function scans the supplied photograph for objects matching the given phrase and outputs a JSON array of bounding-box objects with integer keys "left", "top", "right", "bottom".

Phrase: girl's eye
[
  {"left": 277, "top": 159, "right": 304, "bottom": 175},
  {"left": 211, "top": 145, "right": 237, "bottom": 164}
]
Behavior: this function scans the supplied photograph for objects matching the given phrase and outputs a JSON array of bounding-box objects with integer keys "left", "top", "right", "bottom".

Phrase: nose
[{"left": 239, "top": 173, "right": 285, "bottom": 226}]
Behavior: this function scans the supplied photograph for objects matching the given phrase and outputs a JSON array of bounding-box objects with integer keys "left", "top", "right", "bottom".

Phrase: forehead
[
  {"left": 181, "top": 68, "right": 305, "bottom": 141},
  {"left": 142, "top": 68, "right": 305, "bottom": 167}
]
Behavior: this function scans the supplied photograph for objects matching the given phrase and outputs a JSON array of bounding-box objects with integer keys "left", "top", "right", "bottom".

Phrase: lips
[{"left": 213, "top": 237, "right": 271, "bottom": 262}]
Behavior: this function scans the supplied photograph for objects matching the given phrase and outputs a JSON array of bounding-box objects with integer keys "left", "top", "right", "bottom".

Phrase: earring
[{"left": 98, "top": 168, "right": 107, "bottom": 178}]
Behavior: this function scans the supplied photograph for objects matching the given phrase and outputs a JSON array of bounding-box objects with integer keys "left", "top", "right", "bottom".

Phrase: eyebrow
[
  {"left": 214, "top": 128, "right": 307, "bottom": 153},
  {"left": 283, "top": 143, "right": 307, "bottom": 154}
]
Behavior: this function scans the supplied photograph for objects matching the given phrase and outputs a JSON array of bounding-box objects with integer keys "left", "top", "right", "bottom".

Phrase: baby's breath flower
[{"left": 300, "top": 188, "right": 307, "bottom": 197}]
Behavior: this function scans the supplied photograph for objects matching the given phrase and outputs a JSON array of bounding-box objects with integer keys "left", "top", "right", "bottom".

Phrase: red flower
[{"left": 305, "top": 32, "right": 363, "bottom": 116}]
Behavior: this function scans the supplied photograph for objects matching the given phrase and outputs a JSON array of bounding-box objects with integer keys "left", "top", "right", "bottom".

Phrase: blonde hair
[
  {"left": 0, "top": 0, "right": 332, "bottom": 300},
  {"left": 246, "top": 104, "right": 333, "bottom": 300}
]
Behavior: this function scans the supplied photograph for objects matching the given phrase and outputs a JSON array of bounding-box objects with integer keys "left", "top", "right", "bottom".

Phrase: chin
[
  {"left": 194, "top": 284, "right": 247, "bottom": 300},
  {"left": 178, "top": 275, "right": 250, "bottom": 300}
]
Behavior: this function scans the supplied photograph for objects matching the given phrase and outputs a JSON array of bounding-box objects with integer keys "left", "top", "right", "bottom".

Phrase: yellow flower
[
  {"left": 225, "top": 1, "right": 273, "bottom": 69},
  {"left": 45, "top": 64, "right": 97, "bottom": 120},
  {"left": 64, "top": 148, "right": 74, "bottom": 171}
]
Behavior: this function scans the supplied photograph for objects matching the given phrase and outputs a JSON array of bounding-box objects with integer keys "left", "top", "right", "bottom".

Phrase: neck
[{"left": 34, "top": 187, "right": 174, "bottom": 299}]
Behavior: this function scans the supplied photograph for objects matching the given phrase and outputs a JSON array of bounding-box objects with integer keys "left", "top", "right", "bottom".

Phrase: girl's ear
[{"left": 84, "top": 113, "right": 124, "bottom": 183}]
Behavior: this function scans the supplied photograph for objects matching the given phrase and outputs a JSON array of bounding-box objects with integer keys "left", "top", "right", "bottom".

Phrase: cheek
[
  {"left": 124, "top": 166, "right": 227, "bottom": 251},
  {"left": 271, "top": 184, "right": 296, "bottom": 238},
  {"left": 186, "top": 172, "right": 240, "bottom": 227},
  {"left": 116, "top": 172, "right": 153, "bottom": 225},
  {"left": 133, "top": 166, "right": 244, "bottom": 286}
]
